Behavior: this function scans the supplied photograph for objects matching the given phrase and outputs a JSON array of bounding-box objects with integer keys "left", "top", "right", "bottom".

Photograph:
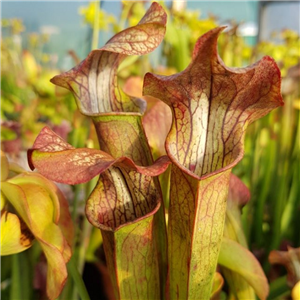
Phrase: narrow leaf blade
[{"left": 219, "top": 237, "right": 269, "bottom": 300}]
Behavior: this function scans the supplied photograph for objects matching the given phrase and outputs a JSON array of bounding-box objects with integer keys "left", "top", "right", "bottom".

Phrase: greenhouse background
[
  {"left": 2, "top": 1, "right": 299, "bottom": 69},
  {"left": 1, "top": 1, "right": 300, "bottom": 300}
]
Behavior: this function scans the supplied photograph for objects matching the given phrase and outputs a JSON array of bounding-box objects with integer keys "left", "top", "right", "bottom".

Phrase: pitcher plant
[{"left": 27, "top": 2, "right": 283, "bottom": 299}]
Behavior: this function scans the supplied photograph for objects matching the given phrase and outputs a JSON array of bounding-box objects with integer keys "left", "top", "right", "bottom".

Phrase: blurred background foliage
[{"left": 1, "top": 1, "right": 299, "bottom": 299}]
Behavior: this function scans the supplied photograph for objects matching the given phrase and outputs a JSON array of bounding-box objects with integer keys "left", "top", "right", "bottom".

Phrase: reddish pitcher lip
[{"left": 143, "top": 27, "right": 283, "bottom": 182}]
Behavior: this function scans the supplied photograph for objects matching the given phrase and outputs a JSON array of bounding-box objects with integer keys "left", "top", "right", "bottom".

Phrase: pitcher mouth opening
[{"left": 165, "top": 137, "right": 245, "bottom": 181}]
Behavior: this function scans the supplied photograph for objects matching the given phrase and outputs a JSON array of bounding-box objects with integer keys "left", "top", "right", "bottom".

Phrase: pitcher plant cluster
[{"left": 2, "top": 2, "right": 291, "bottom": 300}]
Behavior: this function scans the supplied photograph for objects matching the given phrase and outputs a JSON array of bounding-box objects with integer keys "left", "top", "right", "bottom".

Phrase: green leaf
[
  {"left": 166, "top": 166, "right": 231, "bottom": 299},
  {"left": 102, "top": 218, "right": 160, "bottom": 299},
  {"left": 222, "top": 174, "right": 257, "bottom": 300},
  {"left": 210, "top": 272, "right": 224, "bottom": 300},
  {"left": 219, "top": 237, "right": 269, "bottom": 300}
]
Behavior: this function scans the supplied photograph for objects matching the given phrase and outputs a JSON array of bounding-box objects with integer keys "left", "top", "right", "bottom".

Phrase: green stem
[
  {"left": 9, "top": 252, "right": 31, "bottom": 299},
  {"left": 67, "top": 256, "right": 91, "bottom": 300},
  {"left": 78, "top": 177, "right": 98, "bottom": 272},
  {"left": 77, "top": 218, "right": 93, "bottom": 274},
  {"left": 253, "top": 135, "right": 276, "bottom": 247},
  {"left": 281, "top": 166, "right": 298, "bottom": 235},
  {"left": 71, "top": 177, "right": 97, "bottom": 300},
  {"left": 92, "top": 1, "right": 100, "bottom": 50},
  {"left": 269, "top": 154, "right": 289, "bottom": 252},
  {"left": 59, "top": 278, "right": 73, "bottom": 300},
  {"left": 10, "top": 254, "right": 22, "bottom": 300},
  {"left": 21, "top": 251, "right": 32, "bottom": 300},
  {"left": 268, "top": 276, "right": 289, "bottom": 300}
]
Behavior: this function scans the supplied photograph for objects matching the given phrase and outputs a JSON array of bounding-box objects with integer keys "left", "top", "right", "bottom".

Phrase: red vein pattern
[
  {"left": 28, "top": 126, "right": 170, "bottom": 186},
  {"left": 166, "top": 166, "right": 231, "bottom": 299},
  {"left": 29, "top": 4, "right": 168, "bottom": 299},
  {"left": 50, "top": 2, "right": 166, "bottom": 115},
  {"left": 143, "top": 27, "right": 283, "bottom": 179},
  {"left": 87, "top": 113, "right": 168, "bottom": 298},
  {"left": 143, "top": 27, "right": 283, "bottom": 299},
  {"left": 102, "top": 219, "right": 160, "bottom": 300},
  {"left": 84, "top": 115, "right": 161, "bottom": 231}
]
